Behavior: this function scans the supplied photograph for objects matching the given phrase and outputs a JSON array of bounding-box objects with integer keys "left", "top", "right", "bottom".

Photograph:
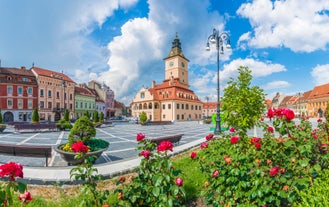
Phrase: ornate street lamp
[{"left": 206, "top": 28, "right": 231, "bottom": 134}]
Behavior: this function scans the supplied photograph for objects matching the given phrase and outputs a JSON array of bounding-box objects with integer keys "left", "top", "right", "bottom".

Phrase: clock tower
[{"left": 163, "top": 33, "right": 189, "bottom": 88}]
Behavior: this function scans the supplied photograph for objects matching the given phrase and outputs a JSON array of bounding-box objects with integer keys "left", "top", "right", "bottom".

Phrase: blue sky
[{"left": 1, "top": 0, "right": 329, "bottom": 105}]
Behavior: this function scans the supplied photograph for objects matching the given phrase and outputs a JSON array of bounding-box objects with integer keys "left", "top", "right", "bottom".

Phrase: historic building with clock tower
[{"left": 131, "top": 34, "right": 203, "bottom": 122}]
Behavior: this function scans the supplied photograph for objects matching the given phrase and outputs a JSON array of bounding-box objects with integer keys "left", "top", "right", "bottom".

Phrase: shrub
[
  {"left": 196, "top": 109, "right": 326, "bottom": 206},
  {"left": 64, "top": 109, "right": 70, "bottom": 122},
  {"left": 85, "top": 138, "right": 109, "bottom": 152},
  {"left": 115, "top": 133, "right": 186, "bottom": 206},
  {"left": 294, "top": 169, "right": 329, "bottom": 206},
  {"left": 68, "top": 116, "right": 96, "bottom": 144},
  {"left": 93, "top": 111, "right": 99, "bottom": 123},
  {"left": 139, "top": 111, "right": 147, "bottom": 125},
  {"left": 31, "top": 108, "right": 40, "bottom": 124},
  {"left": 55, "top": 119, "right": 72, "bottom": 131},
  {"left": 100, "top": 112, "right": 104, "bottom": 123}
]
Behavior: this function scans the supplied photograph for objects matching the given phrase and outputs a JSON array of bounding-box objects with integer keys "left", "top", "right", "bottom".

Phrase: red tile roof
[
  {"left": 309, "top": 83, "right": 329, "bottom": 100},
  {"left": 75, "top": 86, "right": 94, "bottom": 97},
  {"left": 0, "top": 67, "right": 35, "bottom": 77},
  {"left": 32, "top": 66, "right": 74, "bottom": 83}
]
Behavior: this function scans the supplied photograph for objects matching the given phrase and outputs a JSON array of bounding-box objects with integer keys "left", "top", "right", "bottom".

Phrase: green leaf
[{"left": 152, "top": 187, "right": 160, "bottom": 197}]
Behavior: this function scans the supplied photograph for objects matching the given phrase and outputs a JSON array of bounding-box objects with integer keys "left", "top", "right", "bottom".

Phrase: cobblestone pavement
[{"left": 0, "top": 121, "right": 214, "bottom": 167}]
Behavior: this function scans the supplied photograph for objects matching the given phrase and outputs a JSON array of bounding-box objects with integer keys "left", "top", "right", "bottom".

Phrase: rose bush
[
  {"left": 115, "top": 133, "right": 186, "bottom": 207},
  {"left": 194, "top": 108, "right": 329, "bottom": 206},
  {"left": 0, "top": 162, "right": 33, "bottom": 207}
]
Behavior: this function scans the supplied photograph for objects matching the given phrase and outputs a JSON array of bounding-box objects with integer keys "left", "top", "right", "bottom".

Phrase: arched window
[{"left": 148, "top": 103, "right": 152, "bottom": 109}]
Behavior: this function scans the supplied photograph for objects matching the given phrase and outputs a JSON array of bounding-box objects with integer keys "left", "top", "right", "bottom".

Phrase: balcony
[{"left": 52, "top": 108, "right": 65, "bottom": 112}]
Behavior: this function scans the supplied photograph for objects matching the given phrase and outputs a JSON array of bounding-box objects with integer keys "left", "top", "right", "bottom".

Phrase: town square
[{"left": 1, "top": 0, "right": 329, "bottom": 206}]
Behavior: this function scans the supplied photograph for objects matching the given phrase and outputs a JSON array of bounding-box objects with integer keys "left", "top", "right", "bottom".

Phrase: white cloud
[
  {"left": 311, "top": 64, "right": 329, "bottom": 85},
  {"left": 221, "top": 58, "right": 286, "bottom": 81},
  {"left": 237, "top": 0, "right": 329, "bottom": 52},
  {"left": 262, "top": 81, "right": 290, "bottom": 90},
  {"left": 98, "top": 0, "right": 227, "bottom": 102}
]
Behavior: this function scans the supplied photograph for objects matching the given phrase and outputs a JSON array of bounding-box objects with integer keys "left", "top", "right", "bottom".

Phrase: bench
[
  {"left": 149, "top": 121, "right": 173, "bottom": 125},
  {"left": 0, "top": 144, "right": 52, "bottom": 167},
  {"left": 14, "top": 124, "right": 58, "bottom": 132},
  {"left": 151, "top": 134, "right": 184, "bottom": 145}
]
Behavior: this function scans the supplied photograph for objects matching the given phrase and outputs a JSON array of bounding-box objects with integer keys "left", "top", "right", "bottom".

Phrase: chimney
[
  {"left": 152, "top": 81, "right": 156, "bottom": 88},
  {"left": 21, "top": 66, "right": 26, "bottom": 70}
]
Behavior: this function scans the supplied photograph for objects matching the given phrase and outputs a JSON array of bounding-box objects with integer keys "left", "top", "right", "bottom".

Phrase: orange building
[
  {"left": 32, "top": 67, "right": 75, "bottom": 122},
  {"left": 131, "top": 34, "right": 203, "bottom": 121},
  {"left": 308, "top": 83, "right": 329, "bottom": 118}
]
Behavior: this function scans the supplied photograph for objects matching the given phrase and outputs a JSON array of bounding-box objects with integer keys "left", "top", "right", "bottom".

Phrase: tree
[
  {"left": 100, "top": 112, "right": 104, "bottom": 123},
  {"left": 139, "top": 111, "right": 147, "bottom": 125},
  {"left": 93, "top": 111, "right": 99, "bottom": 123},
  {"left": 31, "top": 108, "right": 40, "bottom": 124},
  {"left": 64, "top": 109, "right": 70, "bottom": 122},
  {"left": 221, "top": 66, "right": 266, "bottom": 137}
]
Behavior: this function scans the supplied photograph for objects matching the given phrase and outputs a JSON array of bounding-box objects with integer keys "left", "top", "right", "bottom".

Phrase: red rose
[
  {"left": 255, "top": 142, "right": 261, "bottom": 149},
  {"left": 284, "top": 109, "right": 295, "bottom": 121},
  {"left": 230, "top": 136, "right": 239, "bottom": 144},
  {"left": 190, "top": 151, "right": 197, "bottom": 159},
  {"left": 260, "top": 117, "right": 264, "bottom": 121},
  {"left": 267, "top": 109, "right": 274, "bottom": 118},
  {"left": 267, "top": 126, "right": 274, "bottom": 133},
  {"left": 317, "top": 118, "right": 323, "bottom": 123},
  {"left": 18, "top": 192, "right": 33, "bottom": 203},
  {"left": 71, "top": 141, "right": 89, "bottom": 153},
  {"left": 229, "top": 127, "right": 235, "bottom": 133},
  {"left": 175, "top": 177, "right": 183, "bottom": 186},
  {"left": 157, "top": 141, "right": 173, "bottom": 152},
  {"left": 250, "top": 137, "right": 260, "bottom": 144},
  {"left": 140, "top": 150, "right": 151, "bottom": 159},
  {"left": 0, "top": 162, "right": 23, "bottom": 181},
  {"left": 136, "top": 133, "right": 145, "bottom": 142},
  {"left": 200, "top": 142, "right": 209, "bottom": 149},
  {"left": 212, "top": 170, "right": 219, "bottom": 178},
  {"left": 280, "top": 168, "right": 285, "bottom": 174},
  {"left": 206, "top": 134, "right": 214, "bottom": 141},
  {"left": 269, "top": 166, "right": 279, "bottom": 177}
]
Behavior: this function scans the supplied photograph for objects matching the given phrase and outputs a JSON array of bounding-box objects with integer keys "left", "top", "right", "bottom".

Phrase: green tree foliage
[
  {"left": 68, "top": 116, "right": 96, "bottom": 144},
  {"left": 100, "top": 112, "right": 104, "bottom": 123},
  {"left": 31, "top": 107, "right": 40, "bottom": 124},
  {"left": 64, "top": 109, "right": 70, "bottom": 122},
  {"left": 139, "top": 111, "right": 147, "bottom": 125},
  {"left": 0, "top": 108, "right": 2, "bottom": 123},
  {"left": 323, "top": 104, "right": 329, "bottom": 136},
  {"left": 221, "top": 66, "right": 265, "bottom": 137},
  {"left": 93, "top": 111, "right": 99, "bottom": 123}
]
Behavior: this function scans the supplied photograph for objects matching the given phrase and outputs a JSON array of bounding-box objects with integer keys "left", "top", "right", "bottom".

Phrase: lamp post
[{"left": 206, "top": 28, "right": 231, "bottom": 134}]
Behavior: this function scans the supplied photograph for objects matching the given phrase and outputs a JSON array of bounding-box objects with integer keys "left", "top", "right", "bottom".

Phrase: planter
[{"left": 54, "top": 144, "right": 107, "bottom": 165}]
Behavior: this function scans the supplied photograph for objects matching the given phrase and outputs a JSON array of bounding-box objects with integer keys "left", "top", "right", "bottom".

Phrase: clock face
[
  {"left": 169, "top": 62, "right": 174, "bottom": 67},
  {"left": 181, "top": 62, "right": 185, "bottom": 67}
]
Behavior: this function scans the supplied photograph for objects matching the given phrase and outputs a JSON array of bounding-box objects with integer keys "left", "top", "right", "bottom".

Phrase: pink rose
[
  {"left": 0, "top": 162, "right": 23, "bottom": 181},
  {"left": 269, "top": 166, "right": 279, "bottom": 177},
  {"left": 136, "top": 133, "right": 145, "bottom": 142},
  {"left": 190, "top": 151, "right": 197, "bottom": 159},
  {"left": 157, "top": 141, "right": 173, "bottom": 152},
  {"left": 212, "top": 170, "right": 219, "bottom": 178},
  {"left": 230, "top": 136, "right": 239, "bottom": 144},
  {"left": 140, "top": 150, "right": 151, "bottom": 159},
  {"left": 255, "top": 142, "right": 261, "bottom": 149},
  {"left": 267, "top": 109, "right": 274, "bottom": 118},
  {"left": 19, "top": 192, "right": 33, "bottom": 203},
  {"left": 200, "top": 142, "right": 209, "bottom": 149},
  {"left": 267, "top": 126, "right": 274, "bottom": 133},
  {"left": 175, "top": 177, "right": 183, "bottom": 186},
  {"left": 206, "top": 134, "right": 214, "bottom": 141}
]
